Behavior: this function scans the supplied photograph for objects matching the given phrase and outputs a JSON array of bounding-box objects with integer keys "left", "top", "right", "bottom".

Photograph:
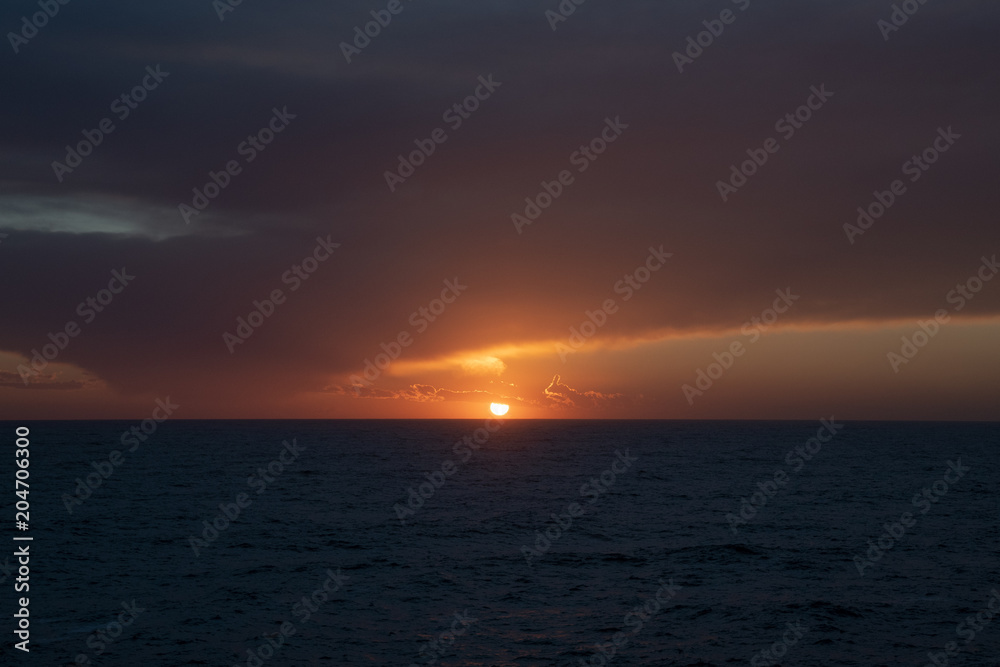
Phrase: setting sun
[{"left": 490, "top": 403, "right": 510, "bottom": 416}]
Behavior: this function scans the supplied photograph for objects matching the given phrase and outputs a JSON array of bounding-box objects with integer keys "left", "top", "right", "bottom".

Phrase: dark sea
[{"left": 8, "top": 420, "right": 1000, "bottom": 666}]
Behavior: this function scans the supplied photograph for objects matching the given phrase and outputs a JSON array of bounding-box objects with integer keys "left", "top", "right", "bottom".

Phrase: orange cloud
[
  {"left": 543, "top": 374, "right": 626, "bottom": 409},
  {"left": 0, "top": 370, "right": 84, "bottom": 391},
  {"left": 330, "top": 382, "right": 514, "bottom": 405}
]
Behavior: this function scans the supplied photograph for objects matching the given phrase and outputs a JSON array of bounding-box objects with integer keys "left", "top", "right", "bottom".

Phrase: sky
[{"left": 1, "top": 0, "right": 998, "bottom": 420}]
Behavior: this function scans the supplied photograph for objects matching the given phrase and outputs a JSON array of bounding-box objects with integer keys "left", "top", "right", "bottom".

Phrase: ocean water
[{"left": 8, "top": 419, "right": 1000, "bottom": 666}]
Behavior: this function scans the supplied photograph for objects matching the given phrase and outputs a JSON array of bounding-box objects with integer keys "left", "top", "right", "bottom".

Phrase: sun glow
[{"left": 490, "top": 403, "right": 510, "bottom": 416}]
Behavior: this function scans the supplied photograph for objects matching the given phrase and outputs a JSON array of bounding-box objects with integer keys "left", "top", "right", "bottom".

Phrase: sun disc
[{"left": 490, "top": 403, "right": 510, "bottom": 416}]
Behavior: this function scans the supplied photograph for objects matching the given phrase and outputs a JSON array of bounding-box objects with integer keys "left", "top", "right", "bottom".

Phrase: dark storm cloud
[{"left": 1, "top": 0, "right": 998, "bottom": 408}]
